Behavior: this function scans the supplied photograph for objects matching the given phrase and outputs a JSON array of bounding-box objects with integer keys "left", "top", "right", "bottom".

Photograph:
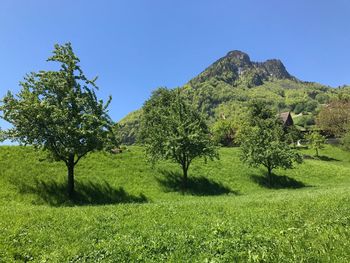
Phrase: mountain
[
  {"left": 119, "top": 50, "right": 350, "bottom": 144},
  {"left": 189, "top": 50, "right": 296, "bottom": 88}
]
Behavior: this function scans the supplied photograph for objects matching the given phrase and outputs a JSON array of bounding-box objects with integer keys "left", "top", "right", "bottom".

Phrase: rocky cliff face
[{"left": 189, "top": 50, "right": 296, "bottom": 88}]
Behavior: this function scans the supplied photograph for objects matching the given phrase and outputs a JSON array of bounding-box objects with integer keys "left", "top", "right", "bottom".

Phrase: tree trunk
[
  {"left": 67, "top": 154, "right": 75, "bottom": 199},
  {"left": 267, "top": 166, "right": 272, "bottom": 185},
  {"left": 182, "top": 163, "right": 188, "bottom": 187},
  {"left": 316, "top": 148, "right": 319, "bottom": 157}
]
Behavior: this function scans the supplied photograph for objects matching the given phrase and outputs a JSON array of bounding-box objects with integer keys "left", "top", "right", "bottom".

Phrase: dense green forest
[{"left": 119, "top": 50, "right": 350, "bottom": 144}]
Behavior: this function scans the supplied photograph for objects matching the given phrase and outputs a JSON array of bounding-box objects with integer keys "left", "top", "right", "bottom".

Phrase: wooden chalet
[{"left": 279, "top": 112, "right": 294, "bottom": 127}]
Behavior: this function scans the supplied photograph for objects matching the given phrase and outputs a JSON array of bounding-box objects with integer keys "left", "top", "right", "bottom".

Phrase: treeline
[{"left": 119, "top": 77, "right": 350, "bottom": 145}]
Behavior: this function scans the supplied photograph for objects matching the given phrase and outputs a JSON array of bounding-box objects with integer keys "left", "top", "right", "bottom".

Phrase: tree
[
  {"left": 294, "top": 103, "right": 305, "bottom": 114},
  {"left": 318, "top": 99, "right": 350, "bottom": 154},
  {"left": 315, "top": 93, "right": 330, "bottom": 104},
  {"left": 0, "top": 43, "right": 117, "bottom": 198},
  {"left": 139, "top": 88, "right": 218, "bottom": 185},
  {"left": 306, "top": 131, "right": 326, "bottom": 157},
  {"left": 0, "top": 127, "right": 4, "bottom": 142},
  {"left": 285, "top": 125, "right": 302, "bottom": 148},
  {"left": 341, "top": 130, "right": 350, "bottom": 152},
  {"left": 239, "top": 101, "right": 302, "bottom": 179},
  {"left": 212, "top": 118, "right": 238, "bottom": 146},
  {"left": 295, "top": 114, "right": 315, "bottom": 128},
  {"left": 317, "top": 100, "right": 350, "bottom": 137}
]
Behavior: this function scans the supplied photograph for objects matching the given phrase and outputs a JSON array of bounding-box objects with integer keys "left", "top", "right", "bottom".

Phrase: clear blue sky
[{"left": 1, "top": 0, "right": 349, "bottom": 129}]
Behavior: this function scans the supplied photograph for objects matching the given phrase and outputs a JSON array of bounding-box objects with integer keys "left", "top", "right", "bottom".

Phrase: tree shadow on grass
[
  {"left": 17, "top": 179, "right": 148, "bottom": 206},
  {"left": 317, "top": 155, "right": 340, "bottom": 162},
  {"left": 156, "top": 170, "right": 238, "bottom": 196},
  {"left": 303, "top": 154, "right": 339, "bottom": 162},
  {"left": 250, "top": 173, "right": 307, "bottom": 189}
]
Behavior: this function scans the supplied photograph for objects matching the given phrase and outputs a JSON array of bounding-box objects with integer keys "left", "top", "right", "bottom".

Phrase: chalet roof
[
  {"left": 280, "top": 112, "right": 290, "bottom": 123},
  {"left": 279, "top": 112, "right": 293, "bottom": 126}
]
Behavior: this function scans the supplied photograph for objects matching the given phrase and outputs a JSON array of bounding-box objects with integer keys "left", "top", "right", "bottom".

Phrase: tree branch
[{"left": 74, "top": 150, "right": 90, "bottom": 165}]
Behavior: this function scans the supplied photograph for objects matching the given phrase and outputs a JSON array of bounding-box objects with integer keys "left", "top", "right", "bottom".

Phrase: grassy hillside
[{"left": 1, "top": 145, "right": 350, "bottom": 261}]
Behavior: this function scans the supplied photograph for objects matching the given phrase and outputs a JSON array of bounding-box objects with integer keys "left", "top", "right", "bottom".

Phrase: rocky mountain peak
[
  {"left": 226, "top": 50, "right": 252, "bottom": 66},
  {"left": 260, "top": 59, "right": 291, "bottom": 79},
  {"left": 189, "top": 50, "right": 295, "bottom": 87}
]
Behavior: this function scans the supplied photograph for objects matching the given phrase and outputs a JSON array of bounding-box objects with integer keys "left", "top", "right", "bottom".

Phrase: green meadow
[{"left": 1, "top": 145, "right": 350, "bottom": 262}]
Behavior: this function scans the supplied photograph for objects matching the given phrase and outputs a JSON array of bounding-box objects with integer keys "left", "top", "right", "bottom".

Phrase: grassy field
[{"left": 1, "top": 145, "right": 350, "bottom": 262}]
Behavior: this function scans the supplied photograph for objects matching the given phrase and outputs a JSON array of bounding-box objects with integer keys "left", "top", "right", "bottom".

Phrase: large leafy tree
[
  {"left": 318, "top": 100, "right": 350, "bottom": 154},
  {"left": 317, "top": 99, "right": 350, "bottom": 137},
  {"left": 140, "top": 88, "right": 218, "bottom": 184},
  {"left": 1, "top": 43, "right": 117, "bottom": 198},
  {"left": 239, "top": 101, "right": 302, "bottom": 178}
]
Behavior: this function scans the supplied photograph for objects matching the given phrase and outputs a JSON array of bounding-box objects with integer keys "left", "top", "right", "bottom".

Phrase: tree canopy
[
  {"left": 0, "top": 43, "right": 117, "bottom": 197},
  {"left": 238, "top": 101, "right": 302, "bottom": 178},
  {"left": 139, "top": 88, "right": 218, "bottom": 184},
  {"left": 211, "top": 118, "right": 239, "bottom": 147},
  {"left": 306, "top": 131, "right": 326, "bottom": 157},
  {"left": 317, "top": 100, "right": 350, "bottom": 137}
]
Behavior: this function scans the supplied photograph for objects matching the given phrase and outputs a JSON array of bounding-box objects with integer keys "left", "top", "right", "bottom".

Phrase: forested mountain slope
[{"left": 119, "top": 50, "right": 350, "bottom": 144}]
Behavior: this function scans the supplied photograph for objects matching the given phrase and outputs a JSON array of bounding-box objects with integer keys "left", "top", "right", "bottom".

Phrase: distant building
[{"left": 279, "top": 112, "right": 294, "bottom": 127}]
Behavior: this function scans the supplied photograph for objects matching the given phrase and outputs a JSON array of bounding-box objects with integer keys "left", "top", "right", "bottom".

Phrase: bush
[
  {"left": 212, "top": 119, "right": 238, "bottom": 146},
  {"left": 294, "top": 103, "right": 305, "bottom": 114},
  {"left": 295, "top": 115, "right": 315, "bottom": 128}
]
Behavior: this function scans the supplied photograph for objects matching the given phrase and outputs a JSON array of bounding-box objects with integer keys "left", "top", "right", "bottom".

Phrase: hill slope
[
  {"left": 1, "top": 145, "right": 350, "bottom": 261},
  {"left": 119, "top": 50, "right": 350, "bottom": 144}
]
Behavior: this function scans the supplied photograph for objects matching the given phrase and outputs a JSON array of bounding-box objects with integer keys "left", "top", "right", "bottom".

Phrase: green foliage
[
  {"left": 239, "top": 102, "right": 302, "bottom": 177},
  {"left": 140, "top": 88, "right": 218, "bottom": 182},
  {"left": 315, "top": 93, "right": 330, "bottom": 104},
  {"left": 293, "top": 103, "right": 305, "bottom": 114},
  {"left": 211, "top": 118, "right": 239, "bottom": 146},
  {"left": 317, "top": 99, "right": 350, "bottom": 137},
  {"left": 341, "top": 131, "right": 350, "bottom": 152},
  {"left": 285, "top": 125, "right": 302, "bottom": 147},
  {"left": 294, "top": 114, "right": 315, "bottom": 128},
  {"left": 120, "top": 51, "right": 350, "bottom": 144},
  {"left": 117, "top": 109, "right": 142, "bottom": 145},
  {"left": 0, "top": 127, "right": 4, "bottom": 142},
  {"left": 0, "top": 43, "right": 116, "bottom": 197},
  {"left": 246, "top": 100, "right": 275, "bottom": 124},
  {"left": 306, "top": 131, "right": 326, "bottom": 157},
  {"left": 120, "top": 79, "right": 350, "bottom": 144}
]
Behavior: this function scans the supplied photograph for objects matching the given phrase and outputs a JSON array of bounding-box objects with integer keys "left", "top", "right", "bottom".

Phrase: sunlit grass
[{"left": 1, "top": 145, "right": 350, "bottom": 261}]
